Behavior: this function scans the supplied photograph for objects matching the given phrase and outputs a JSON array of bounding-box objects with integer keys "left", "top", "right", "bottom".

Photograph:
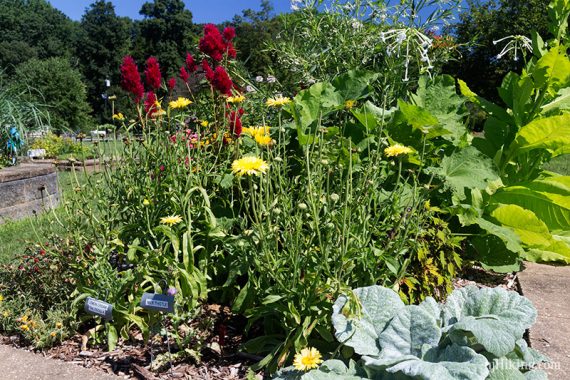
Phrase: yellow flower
[
  {"left": 112, "top": 113, "right": 125, "bottom": 121},
  {"left": 344, "top": 100, "right": 357, "bottom": 109},
  {"left": 226, "top": 94, "right": 245, "bottom": 103},
  {"left": 169, "top": 97, "right": 193, "bottom": 109},
  {"left": 293, "top": 347, "right": 323, "bottom": 371},
  {"left": 143, "top": 199, "right": 150, "bottom": 206},
  {"left": 55, "top": 322, "right": 63, "bottom": 329},
  {"left": 20, "top": 315, "right": 28, "bottom": 323},
  {"left": 160, "top": 215, "right": 183, "bottom": 226},
  {"left": 0, "top": 294, "right": 3, "bottom": 302},
  {"left": 2, "top": 311, "right": 9, "bottom": 317},
  {"left": 266, "top": 96, "right": 291, "bottom": 107},
  {"left": 384, "top": 144, "right": 413, "bottom": 157},
  {"left": 200, "top": 120, "right": 209, "bottom": 127},
  {"left": 151, "top": 109, "right": 167, "bottom": 117},
  {"left": 20, "top": 324, "right": 29, "bottom": 331},
  {"left": 232, "top": 157, "right": 269, "bottom": 177},
  {"left": 50, "top": 331, "right": 57, "bottom": 337},
  {"left": 243, "top": 126, "right": 273, "bottom": 146}
]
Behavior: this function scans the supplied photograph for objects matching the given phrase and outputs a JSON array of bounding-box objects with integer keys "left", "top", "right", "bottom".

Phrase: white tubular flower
[{"left": 494, "top": 35, "right": 533, "bottom": 61}]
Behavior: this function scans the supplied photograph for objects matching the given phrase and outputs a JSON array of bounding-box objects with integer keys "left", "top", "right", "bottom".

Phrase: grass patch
[{"left": 0, "top": 170, "right": 89, "bottom": 264}]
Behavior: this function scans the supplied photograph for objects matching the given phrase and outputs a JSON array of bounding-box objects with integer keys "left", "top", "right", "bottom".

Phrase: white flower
[
  {"left": 494, "top": 35, "right": 532, "bottom": 61},
  {"left": 267, "top": 75, "right": 276, "bottom": 83},
  {"left": 255, "top": 75, "right": 264, "bottom": 82},
  {"left": 246, "top": 85, "right": 256, "bottom": 93},
  {"left": 351, "top": 19, "right": 363, "bottom": 29}
]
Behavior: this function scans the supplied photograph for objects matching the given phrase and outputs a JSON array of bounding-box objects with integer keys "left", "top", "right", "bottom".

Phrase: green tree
[
  {"left": 14, "top": 58, "right": 92, "bottom": 133},
  {"left": 133, "top": 0, "right": 197, "bottom": 77},
  {"left": 76, "top": 0, "right": 132, "bottom": 122},
  {"left": 0, "top": 0, "right": 77, "bottom": 71},
  {"left": 232, "top": 0, "right": 282, "bottom": 75},
  {"left": 447, "top": 0, "right": 552, "bottom": 101}
]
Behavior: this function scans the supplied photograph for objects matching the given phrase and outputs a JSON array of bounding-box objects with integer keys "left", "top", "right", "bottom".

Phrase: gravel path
[
  {"left": 0, "top": 344, "right": 118, "bottom": 380},
  {"left": 519, "top": 262, "right": 570, "bottom": 380}
]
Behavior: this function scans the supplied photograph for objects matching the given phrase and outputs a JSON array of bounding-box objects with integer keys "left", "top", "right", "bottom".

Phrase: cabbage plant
[{"left": 275, "top": 285, "right": 549, "bottom": 379}]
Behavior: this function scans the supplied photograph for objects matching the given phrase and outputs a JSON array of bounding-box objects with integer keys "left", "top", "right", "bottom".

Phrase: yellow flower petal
[
  {"left": 160, "top": 215, "right": 183, "bottom": 226},
  {"left": 293, "top": 347, "right": 323, "bottom": 371},
  {"left": 231, "top": 157, "right": 269, "bottom": 177}
]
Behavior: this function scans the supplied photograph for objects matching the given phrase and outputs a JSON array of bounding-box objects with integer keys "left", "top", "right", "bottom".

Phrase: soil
[{"left": 1, "top": 267, "right": 517, "bottom": 380}]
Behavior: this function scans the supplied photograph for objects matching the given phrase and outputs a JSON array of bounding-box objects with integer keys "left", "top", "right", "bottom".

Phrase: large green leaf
[
  {"left": 442, "top": 286, "right": 536, "bottom": 357},
  {"left": 490, "top": 176, "right": 570, "bottom": 230},
  {"left": 331, "top": 70, "right": 379, "bottom": 101},
  {"left": 541, "top": 87, "right": 570, "bottom": 114},
  {"left": 469, "top": 235, "right": 522, "bottom": 273},
  {"left": 378, "top": 304, "right": 441, "bottom": 359},
  {"left": 532, "top": 45, "right": 570, "bottom": 95},
  {"left": 331, "top": 286, "right": 405, "bottom": 356},
  {"left": 273, "top": 360, "right": 368, "bottom": 380},
  {"left": 488, "top": 204, "right": 553, "bottom": 247},
  {"left": 510, "top": 114, "right": 570, "bottom": 157},
  {"left": 362, "top": 345, "right": 489, "bottom": 380},
  {"left": 431, "top": 147, "right": 501, "bottom": 200}
]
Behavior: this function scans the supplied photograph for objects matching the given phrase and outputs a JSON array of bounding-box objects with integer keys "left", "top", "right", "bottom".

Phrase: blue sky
[{"left": 47, "top": 0, "right": 292, "bottom": 24}]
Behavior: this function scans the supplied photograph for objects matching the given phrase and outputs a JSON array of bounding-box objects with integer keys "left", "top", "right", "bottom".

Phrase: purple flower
[{"left": 167, "top": 287, "right": 177, "bottom": 296}]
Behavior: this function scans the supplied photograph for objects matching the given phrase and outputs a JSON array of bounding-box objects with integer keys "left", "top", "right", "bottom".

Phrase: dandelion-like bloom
[
  {"left": 345, "top": 100, "right": 357, "bottom": 109},
  {"left": 169, "top": 97, "right": 193, "bottom": 109},
  {"left": 227, "top": 94, "right": 245, "bottom": 103},
  {"left": 20, "top": 324, "right": 29, "bottom": 331},
  {"left": 266, "top": 96, "right": 291, "bottom": 107},
  {"left": 384, "top": 144, "right": 412, "bottom": 157},
  {"left": 200, "top": 120, "right": 209, "bottom": 127},
  {"left": 243, "top": 126, "right": 273, "bottom": 146},
  {"left": 293, "top": 347, "right": 323, "bottom": 371},
  {"left": 120, "top": 56, "right": 144, "bottom": 103},
  {"left": 232, "top": 157, "right": 269, "bottom": 177},
  {"left": 56, "top": 322, "right": 63, "bottom": 328},
  {"left": 160, "top": 215, "right": 183, "bottom": 226},
  {"left": 112, "top": 113, "right": 125, "bottom": 121},
  {"left": 144, "top": 56, "right": 162, "bottom": 91},
  {"left": 143, "top": 199, "right": 150, "bottom": 206}
]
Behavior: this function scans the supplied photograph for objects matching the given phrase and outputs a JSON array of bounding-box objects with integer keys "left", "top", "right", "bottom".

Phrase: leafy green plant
[
  {"left": 30, "top": 133, "right": 92, "bottom": 159},
  {"left": 427, "top": 0, "right": 570, "bottom": 270},
  {"left": 275, "top": 285, "right": 548, "bottom": 379}
]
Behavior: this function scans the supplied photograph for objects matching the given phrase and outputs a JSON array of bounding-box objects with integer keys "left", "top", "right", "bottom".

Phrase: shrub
[{"left": 30, "top": 133, "right": 91, "bottom": 159}]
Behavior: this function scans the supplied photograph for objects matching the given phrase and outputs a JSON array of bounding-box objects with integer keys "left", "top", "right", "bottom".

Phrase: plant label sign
[
  {"left": 84, "top": 297, "right": 113, "bottom": 321},
  {"left": 140, "top": 293, "right": 174, "bottom": 313}
]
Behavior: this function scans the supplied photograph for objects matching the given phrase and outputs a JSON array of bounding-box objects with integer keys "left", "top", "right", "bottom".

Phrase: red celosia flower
[
  {"left": 186, "top": 53, "right": 197, "bottom": 72},
  {"left": 180, "top": 66, "right": 190, "bottom": 83},
  {"left": 223, "top": 26, "right": 236, "bottom": 42},
  {"left": 144, "top": 92, "right": 158, "bottom": 115},
  {"left": 228, "top": 108, "right": 244, "bottom": 137},
  {"left": 227, "top": 43, "right": 237, "bottom": 59},
  {"left": 199, "top": 24, "right": 226, "bottom": 62},
  {"left": 120, "top": 56, "right": 144, "bottom": 103},
  {"left": 167, "top": 77, "right": 176, "bottom": 91},
  {"left": 144, "top": 57, "right": 162, "bottom": 90},
  {"left": 212, "top": 66, "right": 233, "bottom": 95},
  {"left": 202, "top": 59, "right": 215, "bottom": 82}
]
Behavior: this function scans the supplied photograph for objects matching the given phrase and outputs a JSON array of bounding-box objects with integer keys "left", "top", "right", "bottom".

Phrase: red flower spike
[
  {"left": 167, "top": 77, "right": 176, "bottom": 91},
  {"left": 202, "top": 60, "right": 215, "bottom": 82},
  {"left": 186, "top": 53, "right": 197, "bottom": 73},
  {"left": 227, "top": 43, "right": 237, "bottom": 59},
  {"left": 199, "top": 24, "right": 226, "bottom": 62},
  {"left": 228, "top": 109, "right": 243, "bottom": 137},
  {"left": 144, "top": 92, "right": 158, "bottom": 115},
  {"left": 222, "top": 26, "right": 236, "bottom": 42},
  {"left": 120, "top": 56, "right": 144, "bottom": 103},
  {"left": 212, "top": 66, "right": 233, "bottom": 95},
  {"left": 180, "top": 66, "right": 190, "bottom": 83},
  {"left": 144, "top": 56, "right": 162, "bottom": 91}
]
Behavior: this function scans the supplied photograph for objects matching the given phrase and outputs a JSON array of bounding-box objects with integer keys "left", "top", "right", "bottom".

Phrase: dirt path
[
  {"left": 0, "top": 344, "right": 118, "bottom": 380},
  {"left": 519, "top": 262, "right": 570, "bottom": 380}
]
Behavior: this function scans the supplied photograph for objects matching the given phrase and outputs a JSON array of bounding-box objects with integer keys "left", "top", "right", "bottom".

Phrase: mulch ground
[{"left": 1, "top": 267, "right": 517, "bottom": 380}]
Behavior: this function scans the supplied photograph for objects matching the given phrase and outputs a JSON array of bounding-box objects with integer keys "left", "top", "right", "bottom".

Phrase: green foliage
[
  {"left": 14, "top": 58, "right": 92, "bottom": 133},
  {"left": 133, "top": 0, "right": 197, "bottom": 77},
  {"left": 0, "top": 0, "right": 77, "bottom": 71},
  {"left": 275, "top": 285, "right": 548, "bottom": 380},
  {"left": 30, "top": 133, "right": 91, "bottom": 159},
  {"left": 76, "top": 1, "right": 132, "bottom": 122}
]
